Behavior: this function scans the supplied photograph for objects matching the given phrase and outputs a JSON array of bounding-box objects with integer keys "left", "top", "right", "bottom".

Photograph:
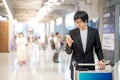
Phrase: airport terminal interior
[{"left": 0, "top": 0, "right": 120, "bottom": 80}]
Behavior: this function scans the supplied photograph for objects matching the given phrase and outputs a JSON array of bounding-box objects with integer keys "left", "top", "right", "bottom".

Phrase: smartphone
[{"left": 65, "top": 35, "right": 70, "bottom": 38}]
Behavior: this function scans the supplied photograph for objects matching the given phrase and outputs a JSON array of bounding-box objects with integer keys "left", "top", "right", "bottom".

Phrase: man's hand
[
  {"left": 98, "top": 60, "right": 105, "bottom": 70},
  {"left": 66, "top": 35, "right": 73, "bottom": 48}
]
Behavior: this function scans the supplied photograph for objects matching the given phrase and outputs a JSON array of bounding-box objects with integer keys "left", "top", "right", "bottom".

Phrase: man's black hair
[{"left": 74, "top": 11, "right": 89, "bottom": 23}]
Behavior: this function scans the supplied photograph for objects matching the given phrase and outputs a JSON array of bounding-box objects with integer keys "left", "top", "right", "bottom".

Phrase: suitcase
[
  {"left": 72, "top": 61, "right": 113, "bottom": 80},
  {"left": 53, "top": 53, "right": 59, "bottom": 63}
]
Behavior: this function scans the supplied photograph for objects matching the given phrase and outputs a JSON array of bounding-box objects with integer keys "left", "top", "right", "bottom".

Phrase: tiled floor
[{"left": 0, "top": 45, "right": 120, "bottom": 80}]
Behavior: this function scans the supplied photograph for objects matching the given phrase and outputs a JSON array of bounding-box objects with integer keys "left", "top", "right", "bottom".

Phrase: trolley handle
[
  {"left": 72, "top": 60, "right": 111, "bottom": 67},
  {"left": 77, "top": 63, "right": 97, "bottom": 66}
]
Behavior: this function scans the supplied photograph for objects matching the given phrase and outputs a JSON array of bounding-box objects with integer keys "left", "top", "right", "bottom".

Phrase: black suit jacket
[{"left": 66, "top": 27, "right": 104, "bottom": 70}]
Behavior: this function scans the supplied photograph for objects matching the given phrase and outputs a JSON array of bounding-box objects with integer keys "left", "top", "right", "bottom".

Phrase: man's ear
[{"left": 85, "top": 20, "right": 88, "bottom": 23}]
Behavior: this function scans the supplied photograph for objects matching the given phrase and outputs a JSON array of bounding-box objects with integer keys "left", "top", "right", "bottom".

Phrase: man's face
[{"left": 74, "top": 19, "right": 86, "bottom": 28}]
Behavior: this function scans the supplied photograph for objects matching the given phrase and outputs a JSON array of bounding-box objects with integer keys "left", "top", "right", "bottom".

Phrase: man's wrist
[{"left": 100, "top": 59, "right": 105, "bottom": 62}]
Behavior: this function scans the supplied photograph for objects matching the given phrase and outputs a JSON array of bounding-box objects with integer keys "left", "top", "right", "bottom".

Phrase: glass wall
[
  {"left": 88, "top": 18, "right": 99, "bottom": 29},
  {"left": 46, "top": 23, "right": 49, "bottom": 37},
  {"left": 56, "top": 17, "right": 62, "bottom": 34},
  {"left": 119, "top": 7, "right": 120, "bottom": 79},
  {"left": 65, "top": 12, "right": 75, "bottom": 35},
  {"left": 50, "top": 20, "right": 54, "bottom": 34},
  {"left": 14, "top": 22, "right": 45, "bottom": 43},
  {"left": 117, "top": 3, "right": 120, "bottom": 80}
]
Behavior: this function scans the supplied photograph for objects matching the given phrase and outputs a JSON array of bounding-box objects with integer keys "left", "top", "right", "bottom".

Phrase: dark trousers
[
  {"left": 71, "top": 69, "right": 74, "bottom": 80},
  {"left": 53, "top": 53, "right": 58, "bottom": 62}
]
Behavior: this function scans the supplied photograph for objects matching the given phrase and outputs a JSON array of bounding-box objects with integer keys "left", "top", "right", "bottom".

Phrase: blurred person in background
[
  {"left": 26, "top": 36, "right": 34, "bottom": 63},
  {"left": 37, "top": 36, "right": 41, "bottom": 51},
  {"left": 46, "top": 34, "right": 55, "bottom": 56},
  {"left": 53, "top": 32, "right": 61, "bottom": 63},
  {"left": 49, "top": 34, "right": 55, "bottom": 50},
  {"left": 16, "top": 32, "right": 27, "bottom": 66}
]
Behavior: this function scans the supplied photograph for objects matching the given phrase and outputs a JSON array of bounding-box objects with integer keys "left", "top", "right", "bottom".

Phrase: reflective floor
[
  {"left": 0, "top": 45, "right": 120, "bottom": 80},
  {"left": 9, "top": 49, "right": 71, "bottom": 80}
]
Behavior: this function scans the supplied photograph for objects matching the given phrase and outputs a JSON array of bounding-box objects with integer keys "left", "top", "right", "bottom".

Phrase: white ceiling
[
  {"left": 12, "top": 0, "right": 46, "bottom": 22},
  {"left": 12, "top": 0, "right": 77, "bottom": 22},
  {"left": 0, "top": 0, "right": 93, "bottom": 22}
]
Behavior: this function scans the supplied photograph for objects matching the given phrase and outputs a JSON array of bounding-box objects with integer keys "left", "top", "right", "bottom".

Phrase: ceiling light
[
  {"left": 45, "top": 2, "right": 61, "bottom": 6},
  {"left": 48, "top": 0, "right": 58, "bottom": 3},
  {"left": 2, "top": 0, "right": 13, "bottom": 19}
]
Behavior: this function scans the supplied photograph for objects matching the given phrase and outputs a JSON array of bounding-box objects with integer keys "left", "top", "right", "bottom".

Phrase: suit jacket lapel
[
  {"left": 85, "top": 27, "right": 92, "bottom": 54},
  {"left": 76, "top": 28, "right": 84, "bottom": 53}
]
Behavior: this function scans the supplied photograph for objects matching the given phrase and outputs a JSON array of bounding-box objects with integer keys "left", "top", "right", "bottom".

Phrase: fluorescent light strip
[{"left": 2, "top": 0, "right": 13, "bottom": 19}]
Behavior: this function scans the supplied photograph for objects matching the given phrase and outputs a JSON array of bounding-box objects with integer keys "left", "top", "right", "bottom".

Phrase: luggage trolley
[{"left": 72, "top": 61, "right": 113, "bottom": 80}]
